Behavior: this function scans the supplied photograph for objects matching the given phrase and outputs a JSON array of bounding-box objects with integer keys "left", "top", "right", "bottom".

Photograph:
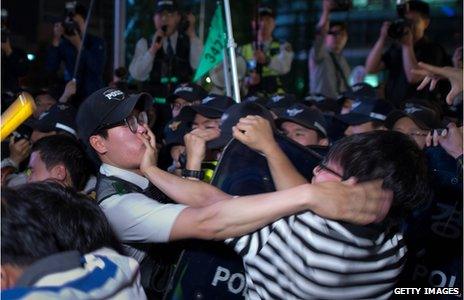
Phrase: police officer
[
  {"left": 240, "top": 5, "right": 294, "bottom": 95},
  {"left": 129, "top": 0, "right": 202, "bottom": 99}
]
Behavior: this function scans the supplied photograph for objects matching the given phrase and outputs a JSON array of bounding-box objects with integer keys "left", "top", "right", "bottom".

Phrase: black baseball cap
[
  {"left": 258, "top": 5, "right": 275, "bottom": 18},
  {"left": 182, "top": 94, "right": 236, "bottom": 119},
  {"left": 265, "top": 93, "right": 299, "bottom": 110},
  {"left": 155, "top": 0, "right": 178, "bottom": 13},
  {"left": 167, "top": 83, "right": 207, "bottom": 104},
  {"left": 76, "top": 87, "right": 152, "bottom": 144},
  {"left": 304, "top": 94, "right": 341, "bottom": 115},
  {"left": 29, "top": 104, "right": 77, "bottom": 137},
  {"left": 207, "top": 102, "right": 274, "bottom": 150},
  {"left": 275, "top": 103, "right": 328, "bottom": 138},
  {"left": 336, "top": 98, "right": 394, "bottom": 125},
  {"left": 243, "top": 94, "right": 268, "bottom": 106},
  {"left": 385, "top": 103, "right": 442, "bottom": 130},
  {"left": 340, "top": 82, "right": 377, "bottom": 103}
]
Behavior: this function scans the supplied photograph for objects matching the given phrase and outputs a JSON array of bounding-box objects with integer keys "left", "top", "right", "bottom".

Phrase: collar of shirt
[
  {"left": 163, "top": 30, "right": 178, "bottom": 53},
  {"left": 15, "top": 251, "right": 81, "bottom": 287},
  {"left": 100, "top": 163, "right": 149, "bottom": 190}
]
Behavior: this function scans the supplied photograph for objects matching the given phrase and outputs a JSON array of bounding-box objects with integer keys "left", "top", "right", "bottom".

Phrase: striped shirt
[{"left": 226, "top": 211, "right": 407, "bottom": 300}]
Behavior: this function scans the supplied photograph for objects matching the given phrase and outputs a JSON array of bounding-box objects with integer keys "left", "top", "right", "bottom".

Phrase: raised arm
[
  {"left": 365, "top": 21, "right": 389, "bottom": 74},
  {"left": 233, "top": 116, "right": 307, "bottom": 190}
]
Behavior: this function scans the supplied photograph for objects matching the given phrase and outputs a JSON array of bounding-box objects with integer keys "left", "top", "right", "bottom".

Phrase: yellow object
[{"left": 1, "top": 92, "right": 36, "bottom": 141}]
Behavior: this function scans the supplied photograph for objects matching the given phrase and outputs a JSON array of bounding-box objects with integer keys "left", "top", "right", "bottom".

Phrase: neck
[{"left": 259, "top": 34, "right": 272, "bottom": 44}]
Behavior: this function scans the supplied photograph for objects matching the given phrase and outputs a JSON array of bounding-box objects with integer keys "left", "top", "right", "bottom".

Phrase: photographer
[
  {"left": 365, "top": 0, "right": 451, "bottom": 107},
  {"left": 129, "top": 0, "right": 202, "bottom": 98},
  {"left": 45, "top": 2, "right": 105, "bottom": 100},
  {"left": 308, "top": 0, "right": 350, "bottom": 99}
]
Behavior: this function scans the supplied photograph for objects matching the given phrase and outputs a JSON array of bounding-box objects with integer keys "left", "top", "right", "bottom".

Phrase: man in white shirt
[{"left": 129, "top": 0, "right": 202, "bottom": 97}]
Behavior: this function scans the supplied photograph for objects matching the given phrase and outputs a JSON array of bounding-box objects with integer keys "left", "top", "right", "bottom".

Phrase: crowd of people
[{"left": 1, "top": 0, "right": 463, "bottom": 299}]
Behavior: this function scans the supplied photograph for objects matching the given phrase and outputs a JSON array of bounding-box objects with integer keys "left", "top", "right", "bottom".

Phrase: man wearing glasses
[{"left": 309, "top": 0, "right": 350, "bottom": 99}]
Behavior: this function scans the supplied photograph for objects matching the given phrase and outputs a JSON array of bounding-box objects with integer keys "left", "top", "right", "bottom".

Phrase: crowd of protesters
[{"left": 1, "top": 0, "right": 463, "bottom": 299}]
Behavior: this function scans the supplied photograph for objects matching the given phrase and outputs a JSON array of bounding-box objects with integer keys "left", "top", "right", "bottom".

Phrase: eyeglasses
[
  {"left": 96, "top": 111, "right": 148, "bottom": 134},
  {"left": 317, "top": 161, "right": 344, "bottom": 179}
]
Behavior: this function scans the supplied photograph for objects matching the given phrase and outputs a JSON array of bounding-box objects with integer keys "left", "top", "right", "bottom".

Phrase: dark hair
[
  {"left": 32, "top": 135, "right": 91, "bottom": 190},
  {"left": 1, "top": 188, "right": 60, "bottom": 267},
  {"left": 407, "top": 0, "right": 430, "bottom": 19},
  {"left": 14, "top": 182, "right": 123, "bottom": 254},
  {"left": 329, "top": 21, "right": 347, "bottom": 32},
  {"left": 324, "top": 131, "right": 431, "bottom": 228}
]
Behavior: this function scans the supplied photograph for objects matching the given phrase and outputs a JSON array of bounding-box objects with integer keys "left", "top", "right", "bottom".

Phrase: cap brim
[
  {"left": 102, "top": 93, "right": 152, "bottom": 125},
  {"left": 189, "top": 106, "right": 223, "bottom": 119},
  {"left": 335, "top": 113, "right": 374, "bottom": 125},
  {"left": 26, "top": 118, "right": 53, "bottom": 133},
  {"left": 385, "top": 110, "right": 407, "bottom": 129},
  {"left": 167, "top": 92, "right": 197, "bottom": 103},
  {"left": 275, "top": 117, "right": 327, "bottom": 138}
]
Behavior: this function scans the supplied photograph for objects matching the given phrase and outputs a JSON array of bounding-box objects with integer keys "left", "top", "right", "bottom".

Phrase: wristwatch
[{"left": 181, "top": 169, "right": 205, "bottom": 180}]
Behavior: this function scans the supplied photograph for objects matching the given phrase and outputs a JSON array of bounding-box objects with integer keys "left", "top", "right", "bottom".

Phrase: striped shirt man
[{"left": 226, "top": 211, "right": 406, "bottom": 299}]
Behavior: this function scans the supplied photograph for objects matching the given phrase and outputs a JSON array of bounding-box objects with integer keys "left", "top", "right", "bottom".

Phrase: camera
[
  {"left": 387, "top": 19, "right": 412, "bottom": 40},
  {"left": 331, "top": 0, "right": 352, "bottom": 12},
  {"left": 1, "top": 8, "right": 10, "bottom": 43}
]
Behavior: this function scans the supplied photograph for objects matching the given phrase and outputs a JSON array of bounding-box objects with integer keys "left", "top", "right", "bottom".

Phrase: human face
[
  {"left": 281, "top": 121, "right": 321, "bottom": 146},
  {"left": 192, "top": 114, "right": 220, "bottom": 131},
  {"left": 393, "top": 117, "right": 428, "bottom": 149},
  {"left": 325, "top": 25, "right": 348, "bottom": 53},
  {"left": 258, "top": 15, "right": 275, "bottom": 40},
  {"left": 404, "top": 11, "right": 429, "bottom": 42},
  {"left": 311, "top": 160, "right": 343, "bottom": 184},
  {"left": 153, "top": 10, "right": 180, "bottom": 36},
  {"left": 344, "top": 121, "right": 377, "bottom": 136},
  {"left": 34, "top": 94, "right": 56, "bottom": 118},
  {"left": 27, "top": 151, "right": 55, "bottom": 183}
]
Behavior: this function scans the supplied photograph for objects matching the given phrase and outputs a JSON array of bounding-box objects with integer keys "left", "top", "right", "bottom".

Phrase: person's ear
[
  {"left": 1, "top": 264, "right": 22, "bottom": 290},
  {"left": 89, "top": 135, "right": 108, "bottom": 155},
  {"left": 318, "top": 138, "right": 329, "bottom": 146},
  {"left": 423, "top": 18, "right": 430, "bottom": 30},
  {"left": 50, "top": 164, "right": 67, "bottom": 182}
]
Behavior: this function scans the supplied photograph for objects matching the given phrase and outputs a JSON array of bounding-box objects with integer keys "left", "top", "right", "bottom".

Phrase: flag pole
[
  {"left": 223, "top": 0, "right": 241, "bottom": 102},
  {"left": 222, "top": 49, "right": 232, "bottom": 97}
]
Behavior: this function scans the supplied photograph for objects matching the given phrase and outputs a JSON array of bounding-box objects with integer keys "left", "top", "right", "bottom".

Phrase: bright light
[
  {"left": 205, "top": 76, "right": 211, "bottom": 83},
  {"left": 27, "top": 54, "right": 35, "bottom": 61}
]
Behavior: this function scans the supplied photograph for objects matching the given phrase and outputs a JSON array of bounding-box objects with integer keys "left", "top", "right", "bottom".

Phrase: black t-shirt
[{"left": 382, "top": 36, "right": 451, "bottom": 108}]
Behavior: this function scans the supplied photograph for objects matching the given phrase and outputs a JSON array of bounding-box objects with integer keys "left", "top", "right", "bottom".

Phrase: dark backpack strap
[{"left": 329, "top": 52, "right": 351, "bottom": 94}]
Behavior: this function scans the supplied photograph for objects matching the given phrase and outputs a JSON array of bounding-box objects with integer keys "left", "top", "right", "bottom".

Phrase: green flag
[{"left": 193, "top": 4, "right": 227, "bottom": 82}]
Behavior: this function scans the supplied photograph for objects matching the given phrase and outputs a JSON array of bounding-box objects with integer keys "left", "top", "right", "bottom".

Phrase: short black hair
[
  {"left": 1, "top": 188, "right": 60, "bottom": 267},
  {"left": 329, "top": 21, "right": 347, "bottom": 32},
  {"left": 325, "top": 131, "right": 431, "bottom": 228},
  {"left": 408, "top": 0, "right": 430, "bottom": 19},
  {"left": 14, "top": 182, "right": 123, "bottom": 254},
  {"left": 31, "top": 135, "right": 91, "bottom": 190}
]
